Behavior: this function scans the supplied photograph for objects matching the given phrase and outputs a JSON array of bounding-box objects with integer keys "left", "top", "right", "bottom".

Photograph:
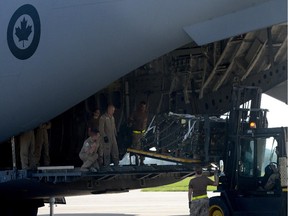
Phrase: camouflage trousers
[
  {"left": 79, "top": 152, "right": 99, "bottom": 170},
  {"left": 189, "top": 198, "right": 209, "bottom": 216},
  {"left": 102, "top": 140, "right": 119, "bottom": 166},
  {"left": 34, "top": 129, "right": 50, "bottom": 166},
  {"left": 20, "top": 131, "right": 35, "bottom": 169},
  {"left": 131, "top": 133, "right": 144, "bottom": 165}
]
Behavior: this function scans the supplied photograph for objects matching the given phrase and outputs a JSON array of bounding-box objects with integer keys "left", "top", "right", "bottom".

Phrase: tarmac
[{"left": 38, "top": 189, "right": 191, "bottom": 216}]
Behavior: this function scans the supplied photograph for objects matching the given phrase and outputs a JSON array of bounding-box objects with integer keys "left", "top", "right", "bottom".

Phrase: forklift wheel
[{"left": 209, "top": 197, "right": 230, "bottom": 216}]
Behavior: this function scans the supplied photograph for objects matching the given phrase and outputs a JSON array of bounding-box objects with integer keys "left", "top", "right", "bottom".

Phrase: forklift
[{"left": 209, "top": 86, "right": 288, "bottom": 216}]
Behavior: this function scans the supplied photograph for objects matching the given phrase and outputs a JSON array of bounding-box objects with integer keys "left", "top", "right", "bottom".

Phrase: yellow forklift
[{"left": 209, "top": 87, "right": 287, "bottom": 216}]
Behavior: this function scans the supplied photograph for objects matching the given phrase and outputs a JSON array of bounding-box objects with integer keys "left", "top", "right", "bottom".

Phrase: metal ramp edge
[{"left": 127, "top": 148, "right": 202, "bottom": 164}]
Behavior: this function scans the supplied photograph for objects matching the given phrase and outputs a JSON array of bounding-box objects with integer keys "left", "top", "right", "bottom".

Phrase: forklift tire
[{"left": 209, "top": 197, "right": 230, "bottom": 216}]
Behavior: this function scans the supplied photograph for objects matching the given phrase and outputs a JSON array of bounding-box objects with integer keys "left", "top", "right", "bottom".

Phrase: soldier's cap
[{"left": 90, "top": 128, "right": 100, "bottom": 134}]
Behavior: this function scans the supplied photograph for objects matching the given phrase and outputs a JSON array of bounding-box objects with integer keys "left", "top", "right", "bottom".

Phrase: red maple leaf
[{"left": 15, "top": 17, "right": 32, "bottom": 48}]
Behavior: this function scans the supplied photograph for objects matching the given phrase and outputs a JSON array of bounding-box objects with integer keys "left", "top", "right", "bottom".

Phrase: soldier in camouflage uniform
[
  {"left": 99, "top": 104, "right": 119, "bottom": 166},
  {"left": 34, "top": 122, "right": 51, "bottom": 167},
  {"left": 88, "top": 108, "right": 101, "bottom": 135},
  {"left": 128, "top": 101, "right": 148, "bottom": 165},
  {"left": 79, "top": 129, "right": 102, "bottom": 172},
  {"left": 20, "top": 130, "right": 35, "bottom": 169},
  {"left": 188, "top": 166, "right": 219, "bottom": 216}
]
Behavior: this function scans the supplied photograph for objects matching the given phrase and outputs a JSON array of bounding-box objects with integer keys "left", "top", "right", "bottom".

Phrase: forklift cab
[
  {"left": 210, "top": 88, "right": 287, "bottom": 215},
  {"left": 237, "top": 133, "right": 280, "bottom": 193},
  {"left": 210, "top": 127, "right": 287, "bottom": 216}
]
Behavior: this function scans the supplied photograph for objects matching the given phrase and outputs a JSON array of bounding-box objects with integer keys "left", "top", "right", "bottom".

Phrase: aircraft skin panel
[
  {"left": 266, "top": 81, "right": 288, "bottom": 104},
  {"left": 0, "top": 0, "right": 281, "bottom": 142},
  {"left": 184, "top": 0, "right": 287, "bottom": 45}
]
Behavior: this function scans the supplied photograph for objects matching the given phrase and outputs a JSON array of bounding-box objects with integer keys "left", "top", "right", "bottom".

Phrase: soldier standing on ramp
[
  {"left": 128, "top": 101, "right": 148, "bottom": 165},
  {"left": 99, "top": 104, "right": 119, "bottom": 166},
  {"left": 34, "top": 122, "right": 51, "bottom": 167},
  {"left": 20, "top": 130, "right": 35, "bottom": 169},
  {"left": 87, "top": 108, "right": 101, "bottom": 134}
]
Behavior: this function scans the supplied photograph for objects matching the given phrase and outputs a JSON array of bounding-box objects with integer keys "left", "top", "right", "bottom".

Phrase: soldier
[
  {"left": 188, "top": 166, "right": 219, "bottom": 216},
  {"left": 79, "top": 128, "right": 102, "bottom": 172},
  {"left": 20, "top": 130, "right": 35, "bottom": 169},
  {"left": 99, "top": 104, "right": 119, "bottom": 166},
  {"left": 128, "top": 101, "right": 148, "bottom": 165},
  {"left": 87, "top": 108, "right": 100, "bottom": 135},
  {"left": 34, "top": 122, "right": 51, "bottom": 167}
]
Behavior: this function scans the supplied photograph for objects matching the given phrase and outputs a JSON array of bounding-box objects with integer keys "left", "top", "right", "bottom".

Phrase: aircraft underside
[
  {"left": 0, "top": 0, "right": 287, "bottom": 142},
  {"left": 0, "top": 2, "right": 287, "bottom": 213}
]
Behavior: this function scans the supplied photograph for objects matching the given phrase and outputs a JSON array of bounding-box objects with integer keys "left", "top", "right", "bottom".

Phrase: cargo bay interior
[{"left": 0, "top": 24, "right": 286, "bottom": 169}]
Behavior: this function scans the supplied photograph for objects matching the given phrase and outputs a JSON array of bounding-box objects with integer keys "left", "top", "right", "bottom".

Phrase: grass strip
[{"left": 142, "top": 177, "right": 216, "bottom": 192}]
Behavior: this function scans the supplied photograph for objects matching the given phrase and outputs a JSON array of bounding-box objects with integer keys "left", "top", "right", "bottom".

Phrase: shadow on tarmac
[
  {"left": 39, "top": 214, "right": 189, "bottom": 216},
  {"left": 39, "top": 214, "right": 136, "bottom": 216},
  {"left": 39, "top": 215, "right": 189, "bottom": 216}
]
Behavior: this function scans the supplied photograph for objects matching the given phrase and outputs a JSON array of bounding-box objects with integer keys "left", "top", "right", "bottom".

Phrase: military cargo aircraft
[{"left": 0, "top": 0, "right": 287, "bottom": 215}]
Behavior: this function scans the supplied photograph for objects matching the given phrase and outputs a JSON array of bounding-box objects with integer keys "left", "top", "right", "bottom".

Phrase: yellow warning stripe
[
  {"left": 127, "top": 148, "right": 201, "bottom": 163},
  {"left": 132, "top": 130, "right": 146, "bottom": 134}
]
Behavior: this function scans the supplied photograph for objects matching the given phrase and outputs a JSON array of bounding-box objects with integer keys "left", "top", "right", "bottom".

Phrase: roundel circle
[{"left": 7, "top": 4, "right": 41, "bottom": 60}]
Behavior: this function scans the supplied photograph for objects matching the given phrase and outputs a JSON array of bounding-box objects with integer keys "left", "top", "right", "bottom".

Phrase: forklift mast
[
  {"left": 228, "top": 86, "right": 265, "bottom": 135},
  {"left": 224, "top": 86, "right": 266, "bottom": 190}
]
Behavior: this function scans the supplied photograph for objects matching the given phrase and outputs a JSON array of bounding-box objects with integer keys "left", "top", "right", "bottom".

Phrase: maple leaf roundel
[{"left": 7, "top": 4, "right": 41, "bottom": 60}]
